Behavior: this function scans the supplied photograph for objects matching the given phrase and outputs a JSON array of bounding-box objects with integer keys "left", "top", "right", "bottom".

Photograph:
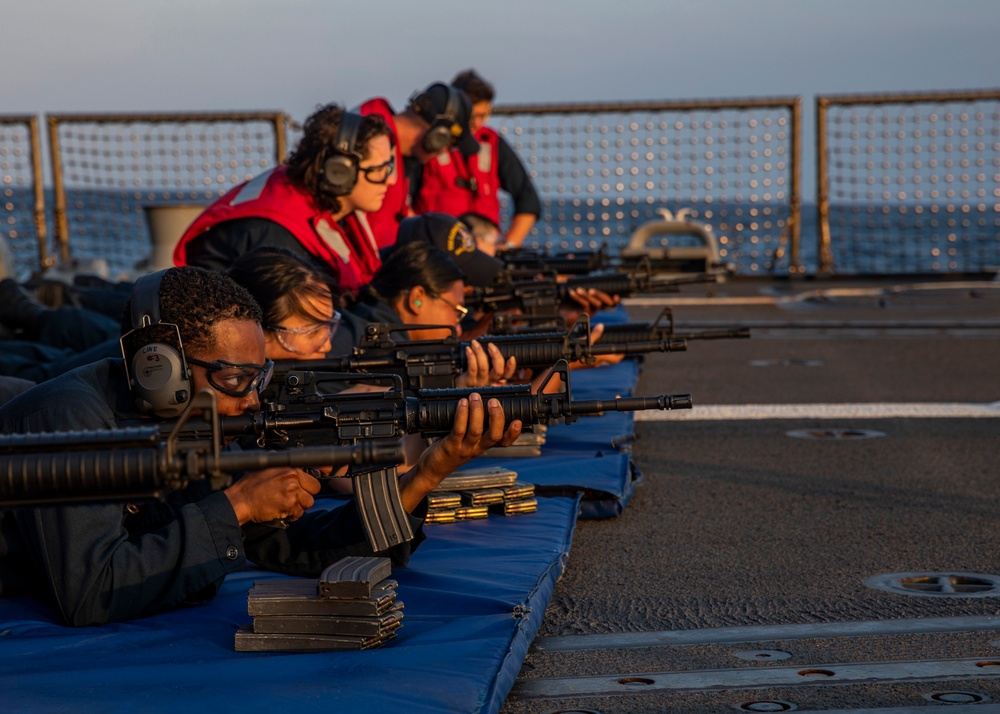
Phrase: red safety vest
[
  {"left": 173, "top": 165, "right": 381, "bottom": 294},
  {"left": 414, "top": 126, "right": 501, "bottom": 225},
  {"left": 358, "top": 98, "right": 410, "bottom": 250}
]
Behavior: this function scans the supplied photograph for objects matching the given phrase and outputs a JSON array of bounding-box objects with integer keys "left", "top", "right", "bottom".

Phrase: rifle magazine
[{"left": 351, "top": 467, "right": 415, "bottom": 553}]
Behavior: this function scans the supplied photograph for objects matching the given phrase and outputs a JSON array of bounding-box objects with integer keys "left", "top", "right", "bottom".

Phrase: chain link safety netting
[
  {"left": 0, "top": 117, "right": 44, "bottom": 280},
  {"left": 491, "top": 100, "right": 801, "bottom": 275},
  {"left": 819, "top": 92, "right": 1000, "bottom": 275},
  {"left": 49, "top": 113, "right": 287, "bottom": 277}
]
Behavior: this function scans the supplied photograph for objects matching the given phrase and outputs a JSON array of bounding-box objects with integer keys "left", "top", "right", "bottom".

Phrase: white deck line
[
  {"left": 624, "top": 295, "right": 779, "bottom": 306},
  {"left": 634, "top": 402, "right": 1000, "bottom": 420},
  {"left": 624, "top": 279, "right": 1000, "bottom": 307}
]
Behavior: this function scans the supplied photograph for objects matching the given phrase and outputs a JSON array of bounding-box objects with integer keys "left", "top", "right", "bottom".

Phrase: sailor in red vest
[
  {"left": 413, "top": 70, "right": 541, "bottom": 251},
  {"left": 358, "top": 82, "right": 478, "bottom": 251},
  {"left": 173, "top": 104, "right": 395, "bottom": 295}
]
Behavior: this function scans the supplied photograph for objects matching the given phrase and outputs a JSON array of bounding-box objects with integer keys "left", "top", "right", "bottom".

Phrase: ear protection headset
[
  {"left": 322, "top": 111, "right": 364, "bottom": 196},
  {"left": 120, "top": 269, "right": 192, "bottom": 418},
  {"left": 409, "top": 85, "right": 463, "bottom": 154}
]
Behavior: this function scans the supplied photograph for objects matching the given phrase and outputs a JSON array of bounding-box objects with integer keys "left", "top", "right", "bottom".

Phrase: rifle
[
  {"left": 250, "top": 361, "right": 690, "bottom": 545},
  {"left": 492, "top": 308, "right": 750, "bottom": 344},
  {"left": 490, "top": 313, "right": 567, "bottom": 335},
  {"left": 595, "top": 307, "right": 751, "bottom": 344},
  {"left": 272, "top": 319, "right": 688, "bottom": 391},
  {"left": 252, "top": 360, "right": 691, "bottom": 444},
  {"left": 501, "top": 245, "right": 730, "bottom": 277},
  {"left": 465, "top": 261, "right": 720, "bottom": 316},
  {"left": 0, "top": 390, "right": 402, "bottom": 507}
]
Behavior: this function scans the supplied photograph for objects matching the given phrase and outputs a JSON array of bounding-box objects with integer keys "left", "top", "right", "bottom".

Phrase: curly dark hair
[
  {"left": 227, "top": 246, "right": 338, "bottom": 330},
  {"left": 120, "top": 267, "right": 263, "bottom": 358},
  {"left": 285, "top": 103, "right": 391, "bottom": 214},
  {"left": 451, "top": 69, "right": 495, "bottom": 105}
]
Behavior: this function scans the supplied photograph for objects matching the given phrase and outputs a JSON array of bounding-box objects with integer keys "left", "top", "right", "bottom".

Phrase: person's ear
[{"left": 407, "top": 286, "right": 427, "bottom": 315}]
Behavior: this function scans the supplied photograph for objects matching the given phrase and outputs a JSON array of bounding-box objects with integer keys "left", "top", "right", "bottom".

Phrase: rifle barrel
[
  {"left": 0, "top": 437, "right": 403, "bottom": 506},
  {"left": 569, "top": 394, "right": 694, "bottom": 415}
]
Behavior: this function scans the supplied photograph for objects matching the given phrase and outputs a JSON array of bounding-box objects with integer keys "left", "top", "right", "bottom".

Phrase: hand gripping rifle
[
  {"left": 0, "top": 390, "right": 403, "bottom": 508},
  {"left": 466, "top": 260, "right": 720, "bottom": 316},
  {"left": 272, "top": 317, "right": 688, "bottom": 391}
]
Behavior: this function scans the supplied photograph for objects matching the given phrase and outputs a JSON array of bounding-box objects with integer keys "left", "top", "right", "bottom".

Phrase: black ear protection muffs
[
  {"left": 322, "top": 111, "right": 364, "bottom": 195},
  {"left": 410, "top": 85, "right": 462, "bottom": 154},
  {"left": 119, "top": 269, "right": 192, "bottom": 417}
]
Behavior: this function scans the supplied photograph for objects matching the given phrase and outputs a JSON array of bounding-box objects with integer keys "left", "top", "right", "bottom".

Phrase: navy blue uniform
[{"left": 0, "top": 358, "right": 424, "bottom": 626}]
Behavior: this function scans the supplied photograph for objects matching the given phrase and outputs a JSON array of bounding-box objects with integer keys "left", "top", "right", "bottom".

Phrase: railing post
[
  {"left": 24, "top": 116, "right": 51, "bottom": 271},
  {"left": 789, "top": 97, "right": 803, "bottom": 272},
  {"left": 46, "top": 115, "right": 71, "bottom": 264},
  {"left": 815, "top": 97, "right": 833, "bottom": 274}
]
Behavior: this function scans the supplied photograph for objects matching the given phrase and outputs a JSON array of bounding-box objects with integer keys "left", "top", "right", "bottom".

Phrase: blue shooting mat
[
  {"left": 0, "top": 494, "right": 581, "bottom": 714},
  {"left": 479, "top": 357, "right": 648, "bottom": 519},
  {"left": 591, "top": 303, "right": 630, "bottom": 325}
]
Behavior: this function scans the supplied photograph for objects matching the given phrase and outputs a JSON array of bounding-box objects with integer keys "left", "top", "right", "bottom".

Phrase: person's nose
[{"left": 240, "top": 389, "right": 261, "bottom": 413}]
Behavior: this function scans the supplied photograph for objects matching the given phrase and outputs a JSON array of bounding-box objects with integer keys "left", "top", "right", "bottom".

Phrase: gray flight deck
[{"left": 502, "top": 276, "right": 1000, "bottom": 713}]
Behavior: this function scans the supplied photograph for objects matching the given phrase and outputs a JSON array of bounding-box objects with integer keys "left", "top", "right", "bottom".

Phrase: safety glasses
[
  {"left": 265, "top": 312, "right": 341, "bottom": 355},
  {"left": 359, "top": 156, "right": 395, "bottom": 184},
  {"left": 186, "top": 357, "right": 274, "bottom": 398},
  {"left": 436, "top": 295, "right": 469, "bottom": 319}
]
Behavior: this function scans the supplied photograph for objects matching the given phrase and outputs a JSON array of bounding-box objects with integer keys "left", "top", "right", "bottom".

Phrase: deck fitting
[
  {"left": 786, "top": 428, "right": 886, "bottom": 440},
  {"left": 735, "top": 649, "right": 792, "bottom": 662},
  {"left": 864, "top": 572, "right": 1000, "bottom": 598}
]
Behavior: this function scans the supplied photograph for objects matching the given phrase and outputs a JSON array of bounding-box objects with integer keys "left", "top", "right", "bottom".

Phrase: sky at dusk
[{"left": 3, "top": 0, "right": 999, "bottom": 195}]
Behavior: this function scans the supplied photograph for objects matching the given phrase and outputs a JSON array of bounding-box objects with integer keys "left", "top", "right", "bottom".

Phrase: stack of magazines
[
  {"left": 484, "top": 424, "right": 547, "bottom": 457},
  {"left": 235, "top": 556, "right": 403, "bottom": 651},
  {"left": 426, "top": 466, "right": 538, "bottom": 524}
]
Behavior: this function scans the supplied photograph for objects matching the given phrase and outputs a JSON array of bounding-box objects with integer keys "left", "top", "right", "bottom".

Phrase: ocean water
[{"left": 3, "top": 186, "right": 997, "bottom": 281}]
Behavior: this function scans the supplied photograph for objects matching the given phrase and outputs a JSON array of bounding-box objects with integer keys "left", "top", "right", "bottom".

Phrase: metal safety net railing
[
  {"left": 48, "top": 112, "right": 291, "bottom": 277},
  {"left": 0, "top": 116, "right": 47, "bottom": 280},
  {"left": 491, "top": 97, "right": 802, "bottom": 275},
  {"left": 817, "top": 89, "right": 1000, "bottom": 275}
]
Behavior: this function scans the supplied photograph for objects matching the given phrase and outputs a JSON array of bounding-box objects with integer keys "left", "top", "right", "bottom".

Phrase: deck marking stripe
[
  {"left": 512, "top": 656, "right": 1000, "bottom": 699},
  {"left": 633, "top": 402, "right": 1000, "bottom": 421},
  {"left": 535, "top": 615, "right": 1000, "bottom": 652},
  {"left": 790, "top": 705, "right": 1000, "bottom": 714}
]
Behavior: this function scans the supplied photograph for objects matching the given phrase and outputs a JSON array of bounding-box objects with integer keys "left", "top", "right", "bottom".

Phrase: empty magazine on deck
[
  {"left": 248, "top": 579, "right": 399, "bottom": 617},
  {"left": 318, "top": 556, "right": 392, "bottom": 599},
  {"left": 238, "top": 556, "right": 402, "bottom": 652},
  {"left": 235, "top": 626, "right": 395, "bottom": 652},
  {"left": 433, "top": 466, "right": 518, "bottom": 491},
  {"left": 251, "top": 605, "right": 404, "bottom": 638}
]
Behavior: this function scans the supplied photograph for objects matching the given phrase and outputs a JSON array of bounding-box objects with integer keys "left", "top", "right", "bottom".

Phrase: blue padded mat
[
  {"left": 0, "top": 494, "right": 581, "bottom": 714},
  {"left": 0, "top": 309, "right": 647, "bottom": 711}
]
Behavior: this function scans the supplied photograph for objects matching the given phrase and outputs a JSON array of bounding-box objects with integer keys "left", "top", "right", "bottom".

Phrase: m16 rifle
[
  {"left": 492, "top": 308, "right": 750, "bottom": 344},
  {"left": 592, "top": 307, "right": 751, "bottom": 344},
  {"left": 465, "top": 261, "right": 719, "bottom": 316},
  {"left": 0, "top": 390, "right": 402, "bottom": 507},
  {"left": 500, "top": 245, "right": 730, "bottom": 277},
  {"left": 253, "top": 360, "right": 691, "bottom": 443},
  {"left": 243, "top": 361, "right": 691, "bottom": 547},
  {"left": 273, "top": 319, "right": 688, "bottom": 391}
]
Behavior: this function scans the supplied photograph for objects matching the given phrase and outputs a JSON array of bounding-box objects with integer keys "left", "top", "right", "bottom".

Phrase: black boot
[{"left": 0, "top": 278, "right": 49, "bottom": 333}]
